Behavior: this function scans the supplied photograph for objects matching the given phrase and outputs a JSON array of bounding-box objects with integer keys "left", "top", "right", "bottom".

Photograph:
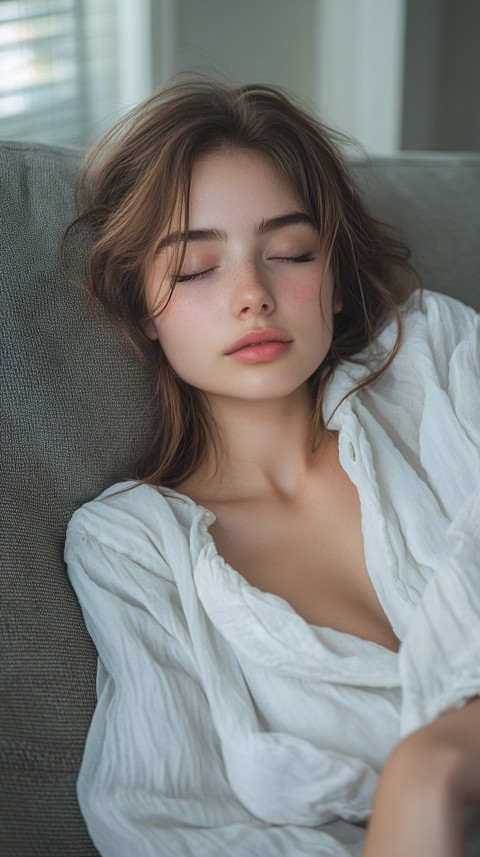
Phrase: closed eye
[
  {"left": 174, "top": 267, "right": 216, "bottom": 283},
  {"left": 270, "top": 253, "right": 316, "bottom": 263},
  {"left": 174, "top": 254, "right": 315, "bottom": 282}
]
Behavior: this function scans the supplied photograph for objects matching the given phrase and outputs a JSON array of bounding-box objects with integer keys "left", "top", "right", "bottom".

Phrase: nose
[{"left": 230, "top": 264, "right": 275, "bottom": 318}]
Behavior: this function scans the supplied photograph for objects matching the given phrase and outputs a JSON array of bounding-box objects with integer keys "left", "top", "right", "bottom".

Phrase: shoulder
[
  {"left": 326, "top": 289, "right": 478, "bottom": 416},
  {"left": 401, "top": 288, "right": 478, "bottom": 346},
  {"left": 65, "top": 481, "right": 200, "bottom": 571},
  {"left": 371, "top": 288, "right": 479, "bottom": 383},
  {"left": 67, "top": 480, "right": 170, "bottom": 537},
  {"left": 356, "top": 290, "right": 480, "bottom": 464},
  {"left": 402, "top": 289, "right": 478, "bottom": 383}
]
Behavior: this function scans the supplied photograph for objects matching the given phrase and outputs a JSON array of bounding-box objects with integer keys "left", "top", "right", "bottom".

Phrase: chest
[{"left": 207, "top": 461, "right": 400, "bottom": 653}]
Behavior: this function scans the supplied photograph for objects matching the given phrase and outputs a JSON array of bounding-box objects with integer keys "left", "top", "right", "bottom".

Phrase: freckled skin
[{"left": 144, "top": 149, "right": 338, "bottom": 405}]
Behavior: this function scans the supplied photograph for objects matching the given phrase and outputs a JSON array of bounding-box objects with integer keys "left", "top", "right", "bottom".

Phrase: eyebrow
[
  {"left": 157, "top": 228, "right": 225, "bottom": 251},
  {"left": 156, "top": 211, "right": 316, "bottom": 252},
  {"left": 258, "top": 211, "right": 316, "bottom": 235}
]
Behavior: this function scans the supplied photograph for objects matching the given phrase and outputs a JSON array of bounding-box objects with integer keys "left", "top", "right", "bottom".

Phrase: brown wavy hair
[{"left": 65, "top": 75, "right": 418, "bottom": 487}]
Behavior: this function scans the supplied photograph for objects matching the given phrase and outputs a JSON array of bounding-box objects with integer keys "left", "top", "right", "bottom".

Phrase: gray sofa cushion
[
  {"left": 1, "top": 142, "right": 156, "bottom": 856},
  {"left": 1, "top": 140, "right": 479, "bottom": 855},
  {"left": 355, "top": 152, "right": 480, "bottom": 308}
]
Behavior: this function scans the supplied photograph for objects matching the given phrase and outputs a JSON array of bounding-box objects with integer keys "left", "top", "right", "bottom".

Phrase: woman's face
[{"left": 144, "top": 149, "right": 339, "bottom": 405}]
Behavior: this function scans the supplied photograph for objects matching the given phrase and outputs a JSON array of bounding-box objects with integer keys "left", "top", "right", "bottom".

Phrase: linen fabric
[{"left": 64, "top": 290, "right": 480, "bottom": 856}]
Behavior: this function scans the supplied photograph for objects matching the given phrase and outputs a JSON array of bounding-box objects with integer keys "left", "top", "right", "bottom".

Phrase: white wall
[
  {"left": 152, "top": 0, "right": 319, "bottom": 111},
  {"left": 314, "top": 0, "right": 407, "bottom": 154},
  {"left": 115, "top": 0, "right": 154, "bottom": 110},
  {"left": 150, "top": 0, "right": 479, "bottom": 155},
  {"left": 152, "top": 0, "right": 407, "bottom": 154}
]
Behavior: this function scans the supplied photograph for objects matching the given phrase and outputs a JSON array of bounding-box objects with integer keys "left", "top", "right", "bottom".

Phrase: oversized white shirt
[{"left": 65, "top": 290, "right": 480, "bottom": 857}]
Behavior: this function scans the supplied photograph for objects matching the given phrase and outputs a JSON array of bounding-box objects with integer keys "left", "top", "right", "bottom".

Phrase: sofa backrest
[
  {"left": 1, "top": 140, "right": 479, "bottom": 856},
  {"left": 355, "top": 152, "right": 480, "bottom": 309}
]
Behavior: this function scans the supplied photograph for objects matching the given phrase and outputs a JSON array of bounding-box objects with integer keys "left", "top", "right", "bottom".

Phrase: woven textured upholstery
[
  {"left": 355, "top": 153, "right": 480, "bottom": 308},
  {"left": 1, "top": 140, "right": 479, "bottom": 855},
  {"left": 1, "top": 142, "right": 156, "bottom": 856}
]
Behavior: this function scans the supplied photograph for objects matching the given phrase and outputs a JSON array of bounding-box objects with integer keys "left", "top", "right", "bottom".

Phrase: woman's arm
[
  {"left": 361, "top": 697, "right": 480, "bottom": 857},
  {"left": 363, "top": 489, "right": 480, "bottom": 857}
]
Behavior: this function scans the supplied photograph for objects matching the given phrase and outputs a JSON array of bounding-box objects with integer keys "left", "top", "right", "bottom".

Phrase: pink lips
[{"left": 225, "top": 328, "right": 292, "bottom": 364}]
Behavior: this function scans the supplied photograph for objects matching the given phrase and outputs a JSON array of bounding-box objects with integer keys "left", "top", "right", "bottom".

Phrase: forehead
[
  {"left": 187, "top": 148, "right": 303, "bottom": 220},
  {"left": 151, "top": 147, "right": 316, "bottom": 259}
]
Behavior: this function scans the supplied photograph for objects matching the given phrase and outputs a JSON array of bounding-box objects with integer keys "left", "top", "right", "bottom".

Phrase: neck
[{"left": 188, "top": 384, "right": 329, "bottom": 503}]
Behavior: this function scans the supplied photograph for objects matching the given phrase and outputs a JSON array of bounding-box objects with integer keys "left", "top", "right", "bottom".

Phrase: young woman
[{"left": 64, "top": 78, "right": 480, "bottom": 857}]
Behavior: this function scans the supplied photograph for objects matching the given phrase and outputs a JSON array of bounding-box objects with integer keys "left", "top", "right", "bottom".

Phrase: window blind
[{"left": 0, "top": 0, "right": 126, "bottom": 147}]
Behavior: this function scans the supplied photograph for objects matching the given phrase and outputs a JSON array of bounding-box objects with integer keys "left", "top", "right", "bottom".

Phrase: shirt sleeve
[
  {"left": 397, "top": 293, "right": 480, "bottom": 734},
  {"left": 399, "top": 490, "right": 480, "bottom": 736},
  {"left": 64, "top": 522, "right": 361, "bottom": 857}
]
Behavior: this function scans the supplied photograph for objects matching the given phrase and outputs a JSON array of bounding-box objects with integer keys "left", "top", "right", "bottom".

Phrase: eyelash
[
  {"left": 174, "top": 254, "right": 315, "bottom": 283},
  {"left": 175, "top": 268, "right": 215, "bottom": 283},
  {"left": 272, "top": 253, "right": 315, "bottom": 264}
]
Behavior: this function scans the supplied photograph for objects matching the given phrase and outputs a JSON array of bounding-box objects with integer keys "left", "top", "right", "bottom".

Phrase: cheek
[
  {"left": 161, "top": 287, "right": 221, "bottom": 326},
  {"left": 288, "top": 271, "right": 334, "bottom": 315},
  {"left": 293, "top": 289, "right": 319, "bottom": 311},
  {"left": 301, "top": 275, "right": 336, "bottom": 345},
  {"left": 318, "top": 271, "right": 337, "bottom": 318},
  {"left": 154, "top": 297, "right": 215, "bottom": 364}
]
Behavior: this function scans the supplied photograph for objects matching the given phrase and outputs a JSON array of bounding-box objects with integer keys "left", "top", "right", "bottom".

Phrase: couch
[{"left": 1, "top": 140, "right": 479, "bottom": 856}]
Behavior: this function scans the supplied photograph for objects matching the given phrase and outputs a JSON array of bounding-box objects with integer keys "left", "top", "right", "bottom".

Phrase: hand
[{"left": 361, "top": 697, "right": 480, "bottom": 857}]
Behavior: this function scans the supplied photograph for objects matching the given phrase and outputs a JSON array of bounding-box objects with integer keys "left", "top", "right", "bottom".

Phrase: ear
[
  {"left": 333, "top": 289, "right": 343, "bottom": 314},
  {"left": 142, "top": 319, "right": 160, "bottom": 341}
]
